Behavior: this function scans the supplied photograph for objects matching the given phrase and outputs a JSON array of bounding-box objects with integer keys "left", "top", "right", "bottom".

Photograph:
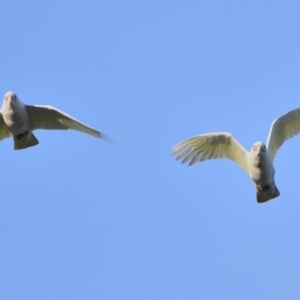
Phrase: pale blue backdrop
[{"left": 1, "top": 1, "right": 300, "bottom": 299}]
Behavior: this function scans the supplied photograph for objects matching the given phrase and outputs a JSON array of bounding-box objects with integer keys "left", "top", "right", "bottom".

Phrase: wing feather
[
  {"left": 266, "top": 108, "right": 300, "bottom": 160},
  {"left": 26, "top": 105, "right": 111, "bottom": 142},
  {"left": 0, "top": 113, "right": 12, "bottom": 141},
  {"left": 172, "top": 132, "right": 250, "bottom": 174}
]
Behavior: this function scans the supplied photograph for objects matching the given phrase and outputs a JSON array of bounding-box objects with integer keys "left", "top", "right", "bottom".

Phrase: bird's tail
[
  {"left": 14, "top": 132, "right": 39, "bottom": 150},
  {"left": 256, "top": 183, "right": 280, "bottom": 203}
]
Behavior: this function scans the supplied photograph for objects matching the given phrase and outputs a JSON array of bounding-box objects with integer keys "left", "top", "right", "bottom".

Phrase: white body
[
  {"left": 172, "top": 107, "right": 300, "bottom": 202},
  {"left": 2, "top": 95, "right": 28, "bottom": 133},
  {"left": 0, "top": 91, "right": 110, "bottom": 150},
  {"left": 1, "top": 93, "right": 33, "bottom": 146},
  {"left": 249, "top": 146, "right": 274, "bottom": 187},
  {"left": 248, "top": 142, "right": 279, "bottom": 202}
]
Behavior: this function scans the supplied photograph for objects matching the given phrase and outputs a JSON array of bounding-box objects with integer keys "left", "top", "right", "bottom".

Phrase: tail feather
[
  {"left": 256, "top": 184, "right": 280, "bottom": 203},
  {"left": 14, "top": 132, "right": 39, "bottom": 150}
]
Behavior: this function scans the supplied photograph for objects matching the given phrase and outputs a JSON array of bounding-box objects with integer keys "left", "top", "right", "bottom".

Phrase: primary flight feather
[
  {"left": 0, "top": 91, "right": 110, "bottom": 150},
  {"left": 172, "top": 108, "right": 300, "bottom": 203}
]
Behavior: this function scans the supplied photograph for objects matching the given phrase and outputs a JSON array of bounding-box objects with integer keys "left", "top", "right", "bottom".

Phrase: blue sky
[{"left": 1, "top": 1, "right": 300, "bottom": 299}]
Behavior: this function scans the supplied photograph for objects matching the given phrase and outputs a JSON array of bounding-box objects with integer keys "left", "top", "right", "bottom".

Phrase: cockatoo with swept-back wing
[
  {"left": 0, "top": 91, "right": 111, "bottom": 150},
  {"left": 172, "top": 108, "right": 300, "bottom": 203}
]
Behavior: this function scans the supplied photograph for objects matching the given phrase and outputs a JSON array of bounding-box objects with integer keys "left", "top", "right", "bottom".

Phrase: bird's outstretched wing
[
  {"left": 172, "top": 132, "right": 250, "bottom": 174},
  {"left": 26, "top": 105, "right": 111, "bottom": 142},
  {"left": 266, "top": 108, "right": 300, "bottom": 161},
  {"left": 0, "top": 113, "right": 12, "bottom": 141}
]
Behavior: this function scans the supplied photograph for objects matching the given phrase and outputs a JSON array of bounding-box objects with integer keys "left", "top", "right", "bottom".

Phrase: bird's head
[
  {"left": 251, "top": 142, "right": 266, "bottom": 159},
  {"left": 4, "top": 91, "right": 18, "bottom": 108}
]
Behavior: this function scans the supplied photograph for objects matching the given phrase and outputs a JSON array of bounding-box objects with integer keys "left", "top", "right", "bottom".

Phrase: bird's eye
[{"left": 261, "top": 146, "right": 266, "bottom": 152}]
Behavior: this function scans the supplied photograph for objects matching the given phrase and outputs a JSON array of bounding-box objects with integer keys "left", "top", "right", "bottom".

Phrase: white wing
[
  {"left": 0, "top": 113, "right": 12, "bottom": 141},
  {"left": 25, "top": 105, "right": 111, "bottom": 141},
  {"left": 266, "top": 108, "right": 300, "bottom": 161},
  {"left": 172, "top": 132, "right": 250, "bottom": 174}
]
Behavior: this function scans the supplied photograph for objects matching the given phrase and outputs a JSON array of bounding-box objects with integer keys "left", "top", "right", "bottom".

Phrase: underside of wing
[
  {"left": 172, "top": 132, "right": 250, "bottom": 174},
  {"left": 26, "top": 105, "right": 111, "bottom": 141},
  {"left": 0, "top": 113, "right": 12, "bottom": 141},
  {"left": 266, "top": 108, "right": 300, "bottom": 160}
]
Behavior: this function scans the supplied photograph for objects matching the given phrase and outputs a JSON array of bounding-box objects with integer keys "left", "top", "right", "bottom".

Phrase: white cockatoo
[
  {"left": 0, "top": 91, "right": 110, "bottom": 150},
  {"left": 172, "top": 108, "right": 300, "bottom": 203}
]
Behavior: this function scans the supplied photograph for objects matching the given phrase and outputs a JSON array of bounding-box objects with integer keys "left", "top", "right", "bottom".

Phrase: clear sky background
[{"left": 1, "top": 1, "right": 300, "bottom": 299}]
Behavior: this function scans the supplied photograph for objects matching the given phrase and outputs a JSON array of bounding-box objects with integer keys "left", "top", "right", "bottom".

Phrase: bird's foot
[
  {"left": 259, "top": 184, "right": 271, "bottom": 192},
  {"left": 16, "top": 130, "right": 29, "bottom": 140}
]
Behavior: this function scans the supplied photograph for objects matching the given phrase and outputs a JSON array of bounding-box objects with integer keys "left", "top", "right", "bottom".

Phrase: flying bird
[
  {"left": 0, "top": 91, "right": 110, "bottom": 150},
  {"left": 172, "top": 108, "right": 300, "bottom": 203}
]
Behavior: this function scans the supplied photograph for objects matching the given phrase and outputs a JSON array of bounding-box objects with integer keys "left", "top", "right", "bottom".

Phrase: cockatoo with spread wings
[
  {"left": 0, "top": 91, "right": 110, "bottom": 150},
  {"left": 172, "top": 108, "right": 300, "bottom": 203}
]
